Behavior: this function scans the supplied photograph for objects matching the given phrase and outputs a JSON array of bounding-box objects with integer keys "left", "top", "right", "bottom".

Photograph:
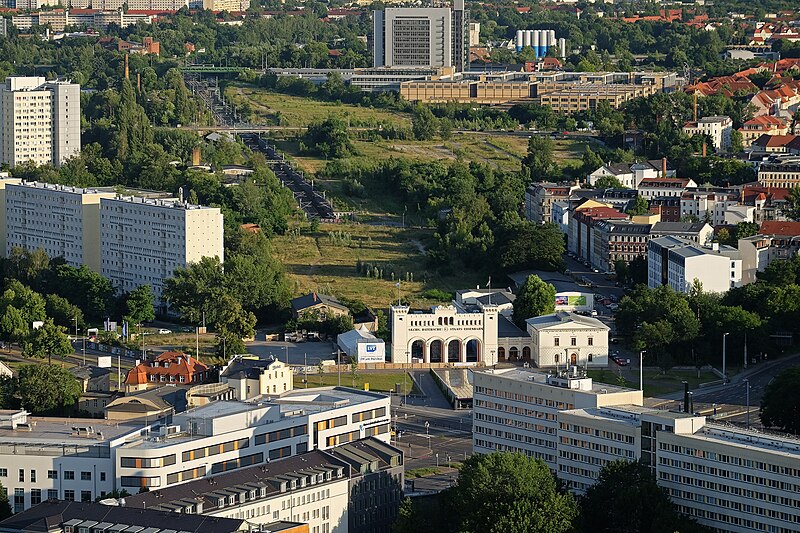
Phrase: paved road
[
  {"left": 692, "top": 352, "right": 800, "bottom": 406},
  {"left": 246, "top": 340, "right": 338, "bottom": 366}
]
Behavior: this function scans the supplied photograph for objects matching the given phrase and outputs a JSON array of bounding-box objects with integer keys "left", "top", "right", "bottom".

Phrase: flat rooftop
[
  {"left": 479, "top": 368, "right": 637, "bottom": 395},
  {"left": 431, "top": 368, "right": 473, "bottom": 400},
  {"left": 0, "top": 417, "right": 140, "bottom": 445},
  {"left": 685, "top": 423, "right": 800, "bottom": 459}
]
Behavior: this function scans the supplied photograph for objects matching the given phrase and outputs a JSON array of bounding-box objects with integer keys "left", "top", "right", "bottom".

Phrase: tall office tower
[
  {"left": 373, "top": 0, "right": 469, "bottom": 72},
  {"left": 0, "top": 76, "right": 81, "bottom": 168},
  {"left": 100, "top": 196, "right": 224, "bottom": 305}
]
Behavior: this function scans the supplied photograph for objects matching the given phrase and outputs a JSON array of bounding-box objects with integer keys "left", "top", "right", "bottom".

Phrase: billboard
[
  {"left": 555, "top": 295, "right": 586, "bottom": 307},
  {"left": 357, "top": 342, "right": 386, "bottom": 363}
]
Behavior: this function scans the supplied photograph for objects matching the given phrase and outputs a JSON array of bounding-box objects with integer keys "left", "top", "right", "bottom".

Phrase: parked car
[
  {"left": 158, "top": 328, "right": 172, "bottom": 335},
  {"left": 590, "top": 309, "right": 599, "bottom": 317}
]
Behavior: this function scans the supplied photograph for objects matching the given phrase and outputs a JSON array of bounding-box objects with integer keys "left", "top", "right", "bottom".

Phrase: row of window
[{"left": 0, "top": 469, "right": 103, "bottom": 482}]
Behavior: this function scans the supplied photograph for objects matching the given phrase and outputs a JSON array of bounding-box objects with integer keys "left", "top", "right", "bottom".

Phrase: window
[
  {"left": 13, "top": 489, "right": 23, "bottom": 513},
  {"left": 100, "top": 472, "right": 106, "bottom": 482},
  {"left": 588, "top": 338, "right": 593, "bottom": 346},
  {"left": 31, "top": 489, "right": 42, "bottom": 506},
  {"left": 47, "top": 489, "right": 58, "bottom": 500},
  {"left": 571, "top": 338, "right": 577, "bottom": 346},
  {"left": 81, "top": 471, "right": 91, "bottom": 481},
  {"left": 64, "top": 471, "right": 75, "bottom": 480},
  {"left": 0, "top": 469, "right": 5, "bottom": 477},
  {"left": 47, "top": 470, "right": 57, "bottom": 479},
  {"left": 554, "top": 338, "right": 560, "bottom": 347},
  {"left": 18, "top": 469, "right": 23, "bottom": 482},
  {"left": 30, "top": 470, "right": 36, "bottom": 482},
  {"left": 81, "top": 491, "right": 92, "bottom": 502},
  {"left": 64, "top": 490, "right": 75, "bottom": 502}
]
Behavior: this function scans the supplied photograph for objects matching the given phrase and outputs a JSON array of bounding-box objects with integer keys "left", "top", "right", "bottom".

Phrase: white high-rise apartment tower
[
  {"left": 100, "top": 195, "right": 224, "bottom": 305},
  {"left": 0, "top": 76, "right": 81, "bottom": 168}
]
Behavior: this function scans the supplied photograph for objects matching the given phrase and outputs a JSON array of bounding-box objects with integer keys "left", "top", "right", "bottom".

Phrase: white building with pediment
[{"left": 526, "top": 311, "right": 610, "bottom": 368}]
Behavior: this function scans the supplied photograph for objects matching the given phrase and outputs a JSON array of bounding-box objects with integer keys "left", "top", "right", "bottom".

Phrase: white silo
[
  {"left": 533, "top": 30, "right": 541, "bottom": 58},
  {"left": 524, "top": 30, "right": 532, "bottom": 49},
  {"left": 559, "top": 37, "right": 567, "bottom": 59},
  {"left": 516, "top": 30, "right": 523, "bottom": 52},
  {"left": 548, "top": 30, "right": 556, "bottom": 46}
]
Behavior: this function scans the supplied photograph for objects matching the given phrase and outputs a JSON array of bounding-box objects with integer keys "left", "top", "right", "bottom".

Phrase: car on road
[
  {"left": 157, "top": 328, "right": 172, "bottom": 334},
  {"left": 608, "top": 303, "right": 619, "bottom": 311},
  {"left": 590, "top": 309, "right": 599, "bottom": 317},
  {"left": 610, "top": 354, "right": 629, "bottom": 366}
]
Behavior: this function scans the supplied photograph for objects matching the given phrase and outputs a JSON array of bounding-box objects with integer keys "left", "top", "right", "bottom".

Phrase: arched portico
[
  {"left": 428, "top": 339, "right": 444, "bottom": 363},
  {"left": 465, "top": 338, "right": 481, "bottom": 363}
]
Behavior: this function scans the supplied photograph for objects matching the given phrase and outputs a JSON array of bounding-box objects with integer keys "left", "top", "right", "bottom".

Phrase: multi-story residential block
[
  {"left": 472, "top": 368, "right": 643, "bottom": 469},
  {"left": 91, "top": 0, "right": 188, "bottom": 10},
  {"left": 373, "top": 0, "right": 468, "bottom": 72},
  {"left": 739, "top": 220, "right": 800, "bottom": 283},
  {"left": 741, "top": 185, "right": 792, "bottom": 223},
  {"left": 0, "top": 76, "right": 80, "bottom": 168},
  {"left": 680, "top": 188, "right": 740, "bottom": 226},
  {"left": 539, "top": 83, "right": 660, "bottom": 112},
  {"left": 0, "top": 388, "right": 391, "bottom": 513},
  {"left": 220, "top": 356, "right": 293, "bottom": 400},
  {"left": 592, "top": 219, "right": 651, "bottom": 271},
  {"left": 526, "top": 312, "right": 609, "bottom": 368},
  {"left": 100, "top": 195, "right": 223, "bottom": 304},
  {"left": 648, "top": 235, "right": 742, "bottom": 293},
  {"left": 649, "top": 221, "right": 713, "bottom": 245},
  {"left": 524, "top": 182, "right": 578, "bottom": 224},
  {"left": 637, "top": 177, "right": 697, "bottom": 200},
  {"left": 739, "top": 115, "right": 789, "bottom": 145},
  {"left": 124, "top": 351, "right": 211, "bottom": 393},
  {"left": 0, "top": 500, "right": 248, "bottom": 533},
  {"left": 682, "top": 115, "right": 733, "bottom": 152},
  {"left": 568, "top": 205, "right": 628, "bottom": 261},
  {"left": 749, "top": 134, "right": 800, "bottom": 154},
  {"left": 4, "top": 182, "right": 115, "bottom": 269},
  {"left": 757, "top": 155, "right": 800, "bottom": 188},
  {"left": 589, "top": 159, "right": 659, "bottom": 189},
  {"left": 0, "top": 176, "right": 21, "bottom": 256},
  {"left": 11, "top": 10, "right": 155, "bottom": 31}
]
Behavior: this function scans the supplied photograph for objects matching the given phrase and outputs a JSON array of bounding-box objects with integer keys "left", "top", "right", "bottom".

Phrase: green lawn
[
  {"left": 294, "top": 370, "right": 418, "bottom": 394},
  {"left": 272, "top": 222, "right": 483, "bottom": 310},
  {"left": 225, "top": 85, "right": 411, "bottom": 129}
]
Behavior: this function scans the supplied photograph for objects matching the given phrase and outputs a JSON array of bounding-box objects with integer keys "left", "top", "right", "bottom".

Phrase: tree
[
  {"left": 513, "top": 275, "right": 556, "bottom": 328},
  {"left": 114, "top": 77, "right": 154, "bottom": 160},
  {"left": 0, "top": 306, "right": 28, "bottom": 345},
  {"left": 212, "top": 294, "right": 257, "bottom": 356},
  {"left": 350, "top": 359, "right": 359, "bottom": 388},
  {"left": 594, "top": 175, "right": 626, "bottom": 189},
  {"left": 412, "top": 105, "right": 438, "bottom": 140},
  {"left": 164, "top": 257, "right": 226, "bottom": 324},
  {"left": 626, "top": 195, "right": 651, "bottom": 216},
  {"left": 306, "top": 117, "right": 354, "bottom": 158},
  {"left": 581, "top": 461, "right": 711, "bottom": 533},
  {"left": 498, "top": 221, "right": 565, "bottom": 273},
  {"left": 16, "top": 364, "right": 82, "bottom": 415},
  {"left": 522, "top": 136, "right": 557, "bottom": 181},
  {"left": 783, "top": 186, "right": 800, "bottom": 221},
  {"left": 124, "top": 285, "right": 155, "bottom": 326},
  {"left": 445, "top": 453, "right": 578, "bottom": 533},
  {"left": 45, "top": 294, "right": 84, "bottom": 331},
  {"left": 23, "top": 318, "right": 74, "bottom": 364},
  {"left": 761, "top": 367, "right": 800, "bottom": 434},
  {"left": 730, "top": 129, "right": 744, "bottom": 153}
]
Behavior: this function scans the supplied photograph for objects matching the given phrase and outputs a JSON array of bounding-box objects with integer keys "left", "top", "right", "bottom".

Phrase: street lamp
[
  {"left": 639, "top": 350, "right": 646, "bottom": 392},
  {"left": 722, "top": 332, "right": 729, "bottom": 383},
  {"left": 744, "top": 378, "right": 751, "bottom": 429}
]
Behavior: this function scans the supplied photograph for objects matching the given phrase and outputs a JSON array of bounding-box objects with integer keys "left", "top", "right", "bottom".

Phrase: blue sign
[{"left": 366, "top": 344, "right": 377, "bottom": 353}]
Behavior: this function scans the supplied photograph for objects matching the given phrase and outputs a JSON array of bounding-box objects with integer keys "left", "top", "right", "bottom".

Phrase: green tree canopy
[
  {"left": 761, "top": 367, "right": 800, "bottom": 434},
  {"left": 16, "top": 364, "right": 82, "bottom": 415},
  {"left": 522, "top": 135, "right": 557, "bottom": 181},
  {"left": 445, "top": 452, "right": 578, "bottom": 533},
  {"left": 498, "top": 221, "right": 565, "bottom": 273},
  {"left": 581, "top": 461, "right": 712, "bottom": 533},
  {"left": 23, "top": 318, "right": 74, "bottom": 365},
  {"left": 124, "top": 285, "right": 156, "bottom": 326},
  {"left": 594, "top": 175, "right": 626, "bottom": 189},
  {"left": 626, "top": 195, "right": 651, "bottom": 216},
  {"left": 513, "top": 275, "right": 557, "bottom": 328}
]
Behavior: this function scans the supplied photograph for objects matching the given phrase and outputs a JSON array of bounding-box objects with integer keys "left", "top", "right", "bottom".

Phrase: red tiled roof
[
  {"left": 759, "top": 221, "right": 800, "bottom": 237},
  {"left": 753, "top": 134, "right": 797, "bottom": 148},
  {"left": 124, "top": 351, "right": 209, "bottom": 385}
]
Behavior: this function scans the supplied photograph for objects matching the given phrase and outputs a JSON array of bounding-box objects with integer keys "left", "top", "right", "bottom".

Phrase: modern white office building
[
  {"left": 474, "top": 368, "right": 800, "bottom": 532},
  {"left": 373, "top": 0, "right": 468, "bottom": 71},
  {"left": 99, "top": 195, "right": 223, "bottom": 303},
  {"left": 0, "top": 76, "right": 80, "bottom": 168},
  {"left": 472, "top": 368, "right": 644, "bottom": 469},
  {"left": 0, "top": 388, "right": 391, "bottom": 512},
  {"left": 4, "top": 182, "right": 115, "bottom": 270},
  {"left": 648, "top": 235, "right": 743, "bottom": 293}
]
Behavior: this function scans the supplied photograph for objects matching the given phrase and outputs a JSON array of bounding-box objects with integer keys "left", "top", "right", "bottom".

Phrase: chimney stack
[
  {"left": 124, "top": 54, "right": 129, "bottom": 80},
  {"left": 702, "top": 142, "right": 707, "bottom": 158},
  {"left": 137, "top": 71, "right": 141, "bottom": 92},
  {"left": 693, "top": 90, "right": 698, "bottom": 123},
  {"left": 661, "top": 157, "right": 667, "bottom": 177},
  {"left": 192, "top": 146, "right": 201, "bottom": 167},
  {"left": 683, "top": 381, "right": 690, "bottom": 413}
]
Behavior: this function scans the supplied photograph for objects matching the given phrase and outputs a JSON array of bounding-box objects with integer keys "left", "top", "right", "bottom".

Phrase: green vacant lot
[{"left": 294, "top": 370, "right": 417, "bottom": 394}]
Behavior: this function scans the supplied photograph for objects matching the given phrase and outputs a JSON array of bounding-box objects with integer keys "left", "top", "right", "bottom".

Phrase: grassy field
[
  {"left": 225, "top": 85, "right": 411, "bottom": 129},
  {"left": 588, "top": 368, "right": 720, "bottom": 398},
  {"left": 272, "top": 222, "right": 484, "bottom": 310},
  {"left": 294, "top": 370, "right": 417, "bottom": 394}
]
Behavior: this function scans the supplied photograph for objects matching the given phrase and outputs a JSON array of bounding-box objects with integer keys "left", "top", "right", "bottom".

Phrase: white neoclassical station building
[{"left": 390, "top": 295, "right": 610, "bottom": 368}]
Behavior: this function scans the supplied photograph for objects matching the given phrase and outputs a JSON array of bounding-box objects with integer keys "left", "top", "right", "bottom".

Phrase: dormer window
[
  {"left": 228, "top": 495, "right": 236, "bottom": 505},
  {"left": 249, "top": 490, "right": 256, "bottom": 500},
  {"left": 217, "top": 498, "right": 225, "bottom": 508},
  {"left": 259, "top": 487, "right": 266, "bottom": 497}
]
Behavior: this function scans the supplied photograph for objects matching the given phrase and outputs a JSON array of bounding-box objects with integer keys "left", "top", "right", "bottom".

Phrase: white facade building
[
  {"left": 472, "top": 368, "right": 643, "bottom": 470},
  {"left": 683, "top": 115, "right": 733, "bottom": 152},
  {"left": 0, "top": 76, "right": 80, "bottom": 168},
  {"left": 526, "top": 312, "right": 609, "bottom": 368},
  {"left": 587, "top": 160, "right": 675, "bottom": 189},
  {"left": 680, "top": 189, "right": 740, "bottom": 226},
  {"left": 4, "top": 182, "right": 115, "bottom": 270},
  {"left": 100, "top": 195, "right": 223, "bottom": 303},
  {"left": 219, "top": 356, "right": 293, "bottom": 401},
  {"left": 648, "top": 235, "right": 743, "bottom": 293},
  {"left": 0, "top": 388, "right": 390, "bottom": 512}
]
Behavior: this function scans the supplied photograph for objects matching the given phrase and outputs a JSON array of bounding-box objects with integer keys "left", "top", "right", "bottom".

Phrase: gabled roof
[
  {"left": 291, "top": 293, "right": 349, "bottom": 314},
  {"left": 125, "top": 351, "right": 209, "bottom": 386},
  {"left": 752, "top": 134, "right": 798, "bottom": 148},
  {"left": 759, "top": 221, "right": 800, "bottom": 237},
  {"left": 69, "top": 365, "right": 112, "bottom": 381},
  {"left": 651, "top": 221, "right": 710, "bottom": 235},
  {"left": 220, "top": 356, "right": 285, "bottom": 381}
]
